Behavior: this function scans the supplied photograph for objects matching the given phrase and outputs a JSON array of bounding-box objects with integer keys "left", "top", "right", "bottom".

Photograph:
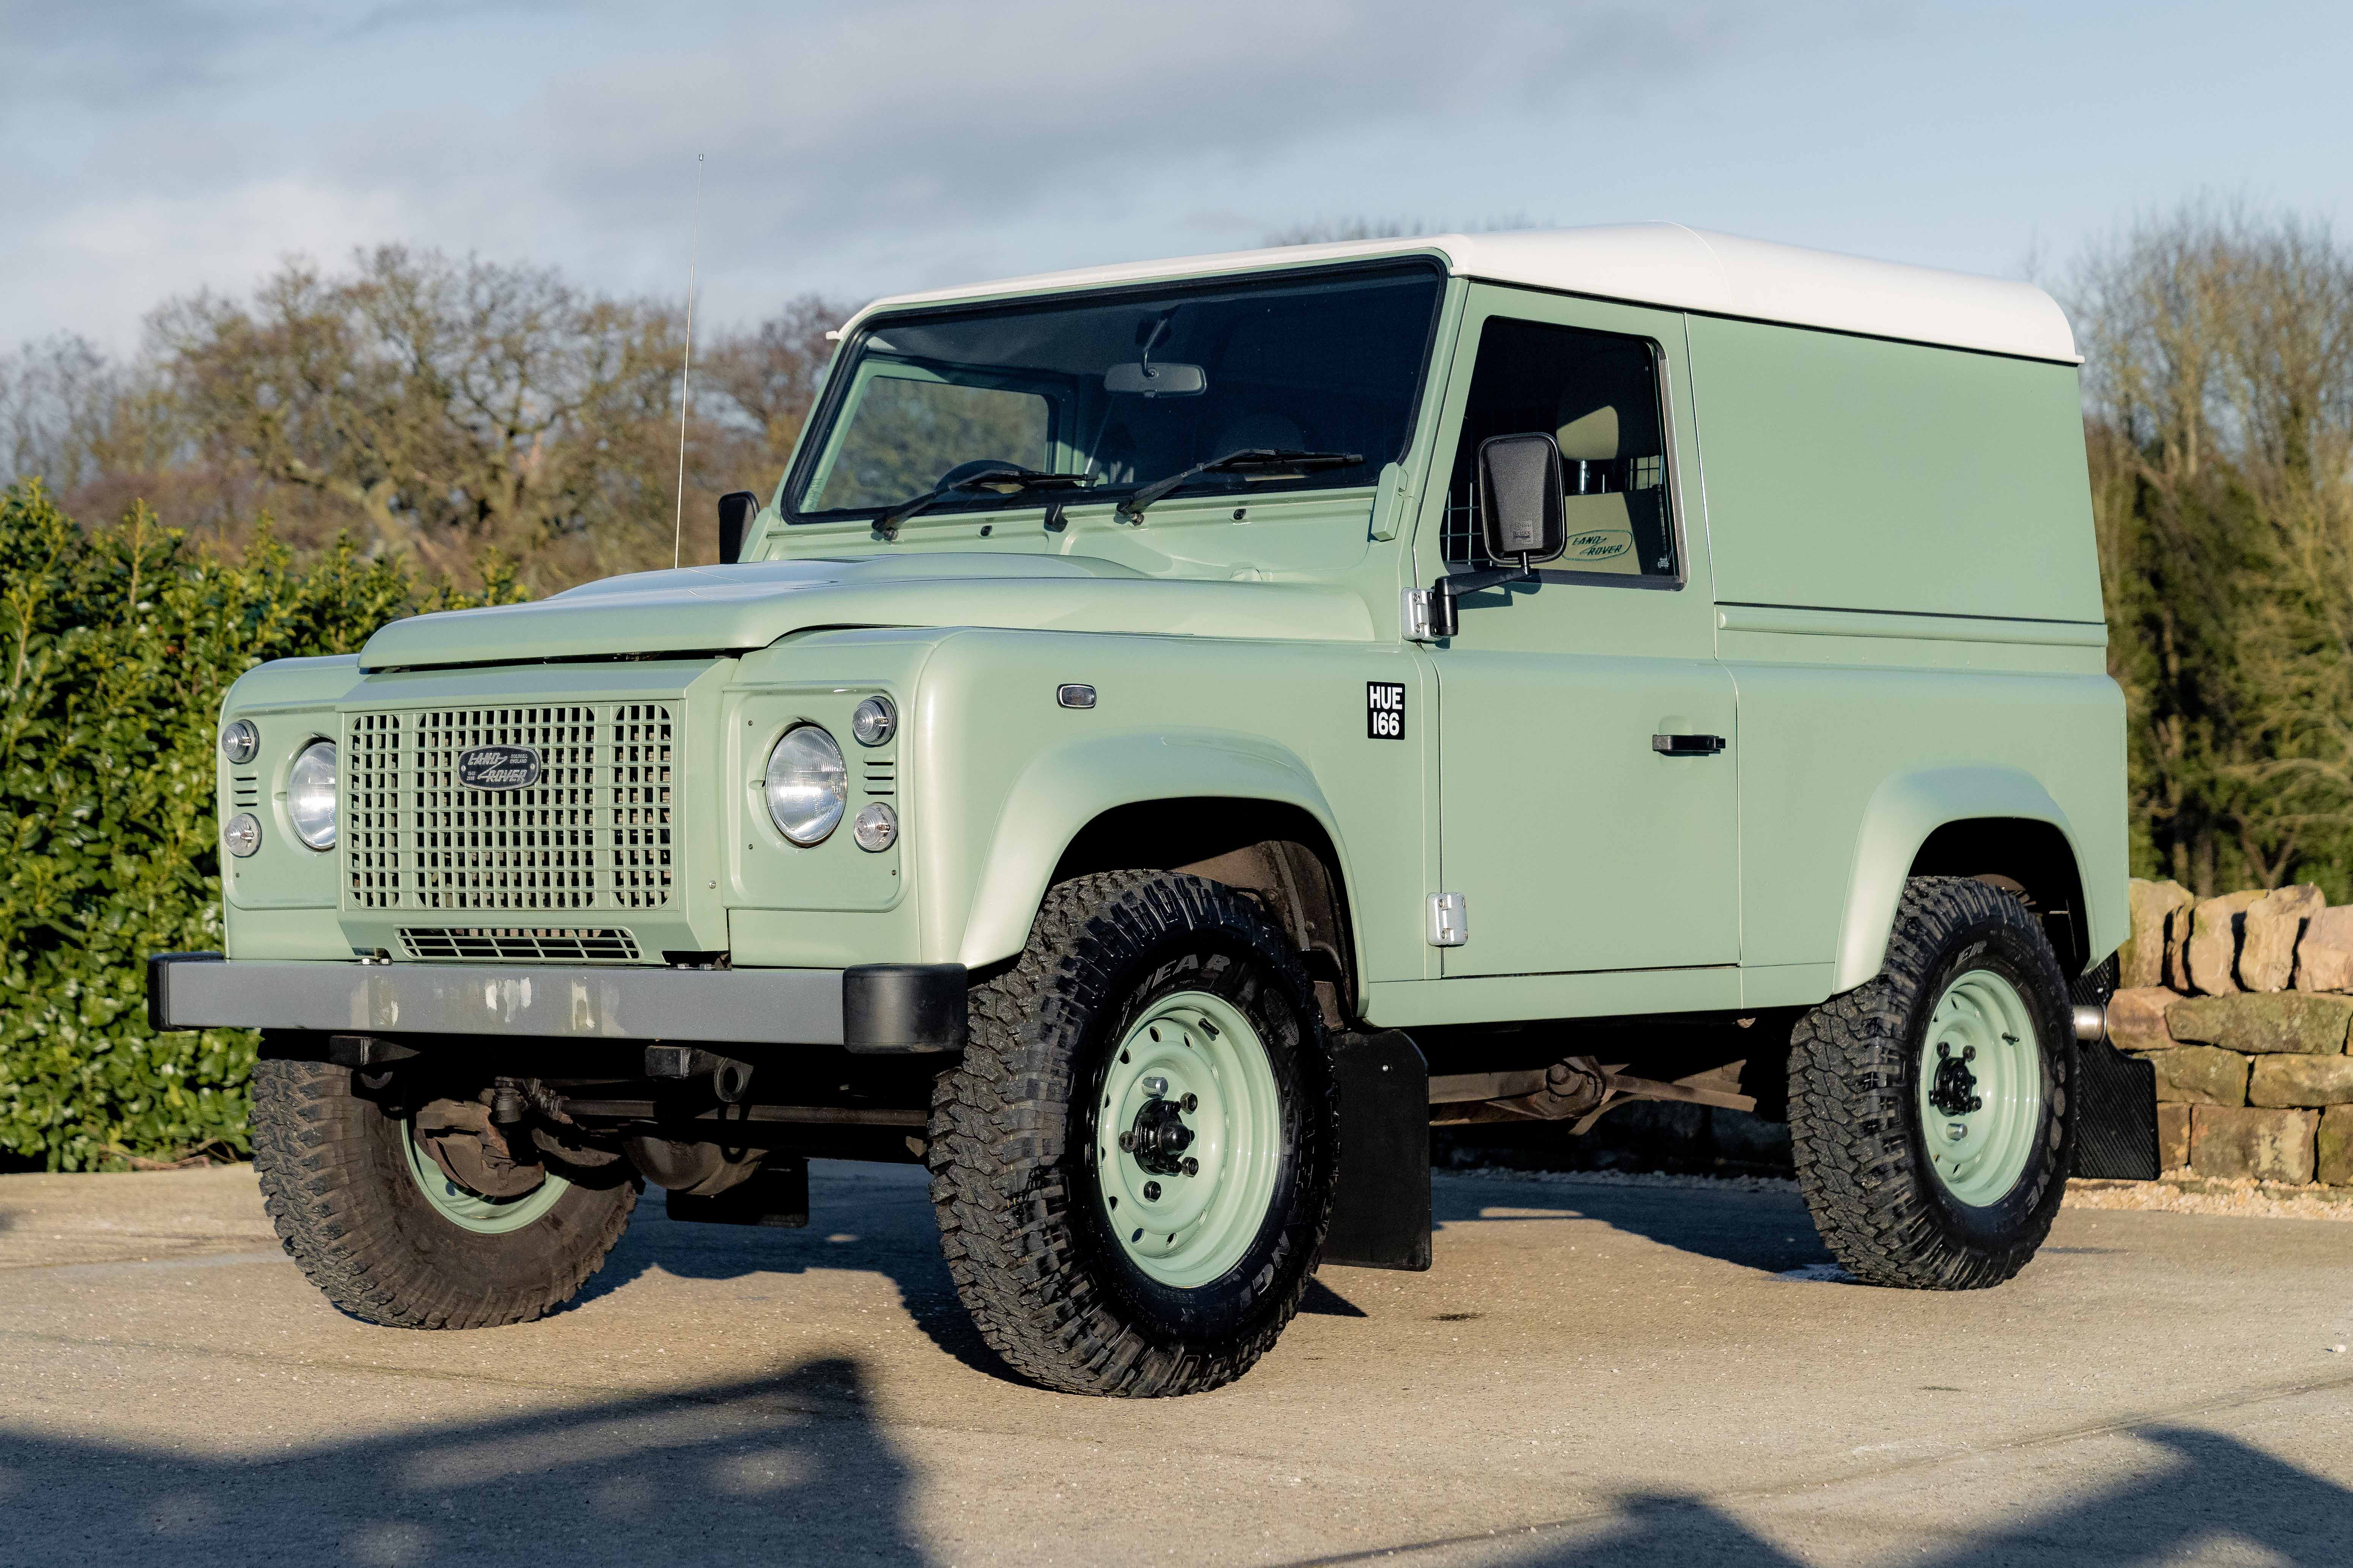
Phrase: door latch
[
  {"left": 1427, "top": 892, "right": 1468, "bottom": 947},
  {"left": 1651, "top": 733, "right": 1727, "bottom": 757}
]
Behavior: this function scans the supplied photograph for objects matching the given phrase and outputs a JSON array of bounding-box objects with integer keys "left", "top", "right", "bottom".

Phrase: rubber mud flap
[
  {"left": 1321, "top": 1029, "right": 1431, "bottom": 1270},
  {"left": 2069, "top": 956, "right": 2158, "bottom": 1181},
  {"left": 843, "top": 963, "right": 968, "bottom": 1053}
]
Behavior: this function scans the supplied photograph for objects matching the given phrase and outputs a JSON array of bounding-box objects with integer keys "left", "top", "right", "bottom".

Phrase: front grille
[
  {"left": 398, "top": 926, "right": 642, "bottom": 962},
  {"left": 347, "top": 703, "right": 673, "bottom": 913}
]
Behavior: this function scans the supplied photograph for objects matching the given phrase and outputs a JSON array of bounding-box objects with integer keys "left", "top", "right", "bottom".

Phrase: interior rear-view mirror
[
  {"left": 1104, "top": 360, "right": 1207, "bottom": 398},
  {"left": 1478, "top": 432, "right": 1566, "bottom": 565},
  {"left": 717, "top": 490, "right": 760, "bottom": 564}
]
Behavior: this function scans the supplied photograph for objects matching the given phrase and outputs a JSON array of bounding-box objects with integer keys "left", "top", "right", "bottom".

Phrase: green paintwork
[
  {"left": 400, "top": 1118, "right": 571, "bottom": 1234},
  {"left": 1916, "top": 968, "right": 2044, "bottom": 1206},
  {"left": 217, "top": 259, "right": 2129, "bottom": 1037},
  {"left": 1093, "top": 991, "right": 1282, "bottom": 1288}
]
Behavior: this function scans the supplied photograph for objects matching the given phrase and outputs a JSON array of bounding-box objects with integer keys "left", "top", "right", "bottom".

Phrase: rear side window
[{"left": 1442, "top": 318, "right": 1675, "bottom": 579}]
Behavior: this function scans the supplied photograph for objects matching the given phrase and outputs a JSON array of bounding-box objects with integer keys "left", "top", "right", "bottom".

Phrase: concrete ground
[{"left": 1, "top": 1162, "right": 2349, "bottom": 1568}]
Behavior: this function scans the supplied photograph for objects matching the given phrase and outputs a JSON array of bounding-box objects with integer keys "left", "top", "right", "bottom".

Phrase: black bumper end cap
[
  {"left": 842, "top": 963, "right": 968, "bottom": 1054},
  {"left": 146, "top": 952, "right": 225, "bottom": 1033}
]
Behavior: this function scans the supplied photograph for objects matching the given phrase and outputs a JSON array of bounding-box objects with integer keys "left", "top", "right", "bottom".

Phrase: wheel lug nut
[
  {"left": 1142, "top": 1075, "right": 1168, "bottom": 1098},
  {"left": 1963, "top": 1045, "right": 1976, "bottom": 1062},
  {"left": 1182, "top": 1093, "right": 1198, "bottom": 1112},
  {"left": 1118, "top": 1131, "right": 1138, "bottom": 1152},
  {"left": 1969, "top": 1096, "right": 1983, "bottom": 1111},
  {"left": 1181, "top": 1157, "right": 1198, "bottom": 1176},
  {"left": 1143, "top": 1181, "right": 1162, "bottom": 1201}
]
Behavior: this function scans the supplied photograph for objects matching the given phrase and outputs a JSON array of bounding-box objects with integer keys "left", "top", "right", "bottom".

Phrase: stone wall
[{"left": 2108, "top": 879, "right": 2353, "bottom": 1186}]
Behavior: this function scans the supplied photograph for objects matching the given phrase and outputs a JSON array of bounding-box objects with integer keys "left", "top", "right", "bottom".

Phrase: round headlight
[
  {"left": 851, "top": 696, "right": 896, "bottom": 748},
  {"left": 287, "top": 739, "right": 338, "bottom": 850},
  {"left": 765, "top": 725, "right": 847, "bottom": 845},
  {"left": 223, "top": 811, "right": 262, "bottom": 858},
  {"left": 852, "top": 801, "right": 898, "bottom": 852},
  {"left": 221, "top": 719, "right": 259, "bottom": 765}
]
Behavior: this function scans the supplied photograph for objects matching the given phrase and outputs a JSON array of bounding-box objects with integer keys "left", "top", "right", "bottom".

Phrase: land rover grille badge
[{"left": 456, "top": 745, "right": 543, "bottom": 791}]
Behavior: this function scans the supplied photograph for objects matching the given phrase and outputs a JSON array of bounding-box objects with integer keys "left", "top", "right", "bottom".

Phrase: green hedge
[{"left": 0, "top": 483, "right": 516, "bottom": 1170}]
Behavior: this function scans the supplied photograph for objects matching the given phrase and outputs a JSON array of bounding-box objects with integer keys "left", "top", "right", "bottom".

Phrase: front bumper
[{"left": 146, "top": 954, "right": 967, "bottom": 1054}]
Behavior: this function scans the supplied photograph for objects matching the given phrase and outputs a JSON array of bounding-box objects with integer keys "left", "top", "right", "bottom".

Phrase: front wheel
[
  {"left": 928, "top": 871, "right": 1339, "bottom": 1396},
  {"left": 251, "top": 1051, "right": 638, "bottom": 1328},
  {"left": 1789, "top": 876, "right": 2078, "bottom": 1289}
]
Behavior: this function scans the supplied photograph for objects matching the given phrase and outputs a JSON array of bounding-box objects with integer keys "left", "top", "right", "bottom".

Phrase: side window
[
  {"left": 808, "top": 375, "right": 1052, "bottom": 512},
  {"left": 1442, "top": 318, "right": 1676, "bottom": 579}
]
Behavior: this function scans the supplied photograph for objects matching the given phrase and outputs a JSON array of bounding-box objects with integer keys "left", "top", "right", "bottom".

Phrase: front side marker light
[
  {"left": 288, "top": 739, "right": 338, "bottom": 850},
  {"left": 853, "top": 801, "right": 898, "bottom": 852},
  {"left": 851, "top": 695, "right": 896, "bottom": 747},
  {"left": 222, "top": 719, "right": 259, "bottom": 764},
  {"left": 224, "top": 812, "right": 262, "bottom": 857},
  {"left": 766, "top": 725, "right": 848, "bottom": 845}
]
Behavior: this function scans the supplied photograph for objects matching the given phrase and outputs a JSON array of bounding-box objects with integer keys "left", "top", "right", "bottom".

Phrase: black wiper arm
[
  {"left": 874, "top": 466, "right": 1090, "bottom": 539},
  {"left": 1114, "top": 448, "right": 1365, "bottom": 524}
]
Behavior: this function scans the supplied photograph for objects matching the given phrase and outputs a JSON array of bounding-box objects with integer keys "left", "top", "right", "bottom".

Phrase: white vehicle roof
[{"left": 848, "top": 222, "right": 2078, "bottom": 365}]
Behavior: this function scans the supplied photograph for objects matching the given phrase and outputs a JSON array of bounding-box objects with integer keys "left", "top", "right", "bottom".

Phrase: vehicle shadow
[
  {"left": 1428, "top": 1172, "right": 1835, "bottom": 1277},
  {"left": 1448, "top": 1425, "right": 2353, "bottom": 1566},
  {"left": 0, "top": 1355, "right": 932, "bottom": 1567}
]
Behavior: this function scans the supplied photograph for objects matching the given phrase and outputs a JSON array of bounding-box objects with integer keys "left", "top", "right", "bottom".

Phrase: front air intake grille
[
  {"left": 347, "top": 703, "right": 673, "bottom": 913},
  {"left": 398, "top": 927, "right": 642, "bottom": 962}
]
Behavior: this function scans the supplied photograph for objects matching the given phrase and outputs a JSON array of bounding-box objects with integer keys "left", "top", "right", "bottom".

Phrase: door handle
[{"left": 1652, "top": 733, "right": 1726, "bottom": 757}]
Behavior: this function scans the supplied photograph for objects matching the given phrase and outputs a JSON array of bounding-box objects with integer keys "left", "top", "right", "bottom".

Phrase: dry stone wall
[{"left": 2111, "top": 878, "right": 2353, "bottom": 1187}]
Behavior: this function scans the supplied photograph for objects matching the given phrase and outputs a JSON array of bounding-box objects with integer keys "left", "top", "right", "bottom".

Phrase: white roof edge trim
[{"left": 837, "top": 223, "right": 2080, "bottom": 365}]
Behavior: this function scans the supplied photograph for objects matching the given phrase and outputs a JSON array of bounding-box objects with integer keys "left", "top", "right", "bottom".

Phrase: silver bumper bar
[{"left": 146, "top": 953, "right": 967, "bottom": 1054}]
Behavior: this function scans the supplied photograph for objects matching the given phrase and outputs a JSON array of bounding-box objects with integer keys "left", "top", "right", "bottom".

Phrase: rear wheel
[
  {"left": 927, "top": 871, "right": 1339, "bottom": 1396},
  {"left": 1789, "top": 876, "right": 2077, "bottom": 1289},
  {"left": 251, "top": 1052, "right": 637, "bottom": 1329}
]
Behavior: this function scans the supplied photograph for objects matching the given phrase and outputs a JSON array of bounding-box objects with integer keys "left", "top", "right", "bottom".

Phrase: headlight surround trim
[
  {"left": 764, "top": 724, "right": 848, "bottom": 845},
  {"left": 287, "top": 739, "right": 339, "bottom": 851}
]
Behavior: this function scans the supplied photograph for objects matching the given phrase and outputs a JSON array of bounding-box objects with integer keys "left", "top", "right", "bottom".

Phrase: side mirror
[
  {"left": 716, "top": 491, "right": 760, "bottom": 565},
  {"left": 1477, "top": 432, "right": 1564, "bottom": 565}
]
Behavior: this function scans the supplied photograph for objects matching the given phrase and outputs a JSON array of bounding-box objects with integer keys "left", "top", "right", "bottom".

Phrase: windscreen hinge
[{"left": 1403, "top": 588, "right": 1439, "bottom": 643}]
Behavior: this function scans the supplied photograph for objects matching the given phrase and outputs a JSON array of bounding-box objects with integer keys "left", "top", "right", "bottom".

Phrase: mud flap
[
  {"left": 2070, "top": 957, "right": 2159, "bottom": 1181},
  {"left": 1321, "top": 1029, "right": 1432, "bottom": 1270}
]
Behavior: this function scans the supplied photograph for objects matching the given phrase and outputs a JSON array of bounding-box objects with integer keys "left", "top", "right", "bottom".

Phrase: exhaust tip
[{"left": 2071, "top": 1004, "right": 2108, "bottom": 1043}]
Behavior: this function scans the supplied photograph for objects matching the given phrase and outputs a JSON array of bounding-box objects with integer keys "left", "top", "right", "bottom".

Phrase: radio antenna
[{"left": 672, "top": 152, "right": 704, "bottom": 570}]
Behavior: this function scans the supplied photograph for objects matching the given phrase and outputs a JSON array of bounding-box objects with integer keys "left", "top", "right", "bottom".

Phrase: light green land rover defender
[{"left": 152, "top": 224, "right": 2156, "bottom": 1396}]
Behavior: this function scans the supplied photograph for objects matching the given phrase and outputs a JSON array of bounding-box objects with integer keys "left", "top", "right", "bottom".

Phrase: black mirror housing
[
  {"left": 716, "top": 491, "right": 760, "bottom": 565},
  {"left": 1476, "top": 432, "right": 1565, "bottom": 565}
]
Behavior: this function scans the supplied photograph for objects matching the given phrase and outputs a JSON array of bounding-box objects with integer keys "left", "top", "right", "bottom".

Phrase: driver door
[{"left": 1428, "top": 287, "right": 1739, "bottom": 978}]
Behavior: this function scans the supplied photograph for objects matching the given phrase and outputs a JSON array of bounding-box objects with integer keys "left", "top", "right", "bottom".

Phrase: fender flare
[
  {"left": 952, "top": 728, "right": 1354, "bottom": 972},
  {"left": 1830, "top": 764, "right": 2086, "bottom": 991}
]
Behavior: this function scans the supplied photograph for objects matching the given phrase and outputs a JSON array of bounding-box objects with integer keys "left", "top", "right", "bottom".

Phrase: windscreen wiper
[
  {"left": 1114, "top": 449, "right": 1365, "bottom": 524},
  {"left": 874, "top": 466, "right": 1091, "bottom": 539}
]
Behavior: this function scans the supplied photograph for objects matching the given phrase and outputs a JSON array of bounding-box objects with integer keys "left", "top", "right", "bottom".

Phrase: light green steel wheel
[
  {"left": 1093, "top": 991, "right": 1284, "bottom": 1289},
  {"left": 401, "top": 1118, "right": 571, "bottom": 1235},
  {"left": 1917, "top": 967, "right": 2045, "bottom": 1207}
]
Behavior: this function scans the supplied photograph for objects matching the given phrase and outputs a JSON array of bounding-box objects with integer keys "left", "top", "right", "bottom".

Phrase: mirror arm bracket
[{"left": 1426, "top": 555, "right": 1535, "bottom": 639}]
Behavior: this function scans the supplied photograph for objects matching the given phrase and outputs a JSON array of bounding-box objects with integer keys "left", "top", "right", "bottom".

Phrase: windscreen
[{"left": 790, "top": 264, "right": 1443, "bottom": 521}]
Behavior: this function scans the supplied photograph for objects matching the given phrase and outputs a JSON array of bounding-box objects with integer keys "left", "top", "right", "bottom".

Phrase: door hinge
[
  {"left": 1428, "top": 892, "right": 1468, "bottom": 947},
  {"left": 1403, "top": 587, "right": 1439, "bottom": 643}
]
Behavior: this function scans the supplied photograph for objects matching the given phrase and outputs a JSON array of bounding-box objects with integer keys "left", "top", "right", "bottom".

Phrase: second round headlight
[
  {"left": 287, "top": 739, "right": 338, "bottom": 850},
  {"left": 765, "top": 725, "right": 847, "bottom": 845}
]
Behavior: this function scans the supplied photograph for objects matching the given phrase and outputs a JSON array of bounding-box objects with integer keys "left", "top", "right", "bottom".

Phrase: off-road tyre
[
  {"left": 1789, "top": 876, "right": 2078, "bottom": 1290},
  {"left": 250, "top": 1052, "right": 638, "bottom": 1328},
  {"left": 927, "top": 871, "right": 1339, "bottom": 1396}
]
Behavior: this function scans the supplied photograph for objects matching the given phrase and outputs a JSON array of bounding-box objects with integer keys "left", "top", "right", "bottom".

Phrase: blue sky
[{"left": 3, "top": 0, "right": 2347, "bottom": 349}]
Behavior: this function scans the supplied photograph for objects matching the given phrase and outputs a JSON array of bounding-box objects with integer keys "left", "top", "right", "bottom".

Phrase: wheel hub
[
  {"left": 1916, "top": 968, "right": 2043, "bottom": 1208},
  {"left": 1120, "top": 1095, "right": 1198, "bottom": 1174},
  {"left": 1093, "top": 991, "right": 1283, "bottom": 1290}
]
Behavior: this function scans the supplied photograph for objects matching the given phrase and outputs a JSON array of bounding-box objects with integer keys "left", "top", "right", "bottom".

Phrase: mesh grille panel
[
  {"left": 346, "top": 704, "right": 674, "bottom": 912},
  {"left": 398, "top": 927, "right": 642, "bottom": 962}
]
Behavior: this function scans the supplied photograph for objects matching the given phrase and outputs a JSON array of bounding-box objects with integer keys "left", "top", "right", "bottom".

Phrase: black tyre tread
[
  {"left": 1788, "top": 876, "right": 2073, "bottom": 1291},
  {"left": 251, "top": 1057, "right": 636, "bottom": 1329},
  {"left": 927, "top": 870, "right": 1335, "bottom": 1397}
]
